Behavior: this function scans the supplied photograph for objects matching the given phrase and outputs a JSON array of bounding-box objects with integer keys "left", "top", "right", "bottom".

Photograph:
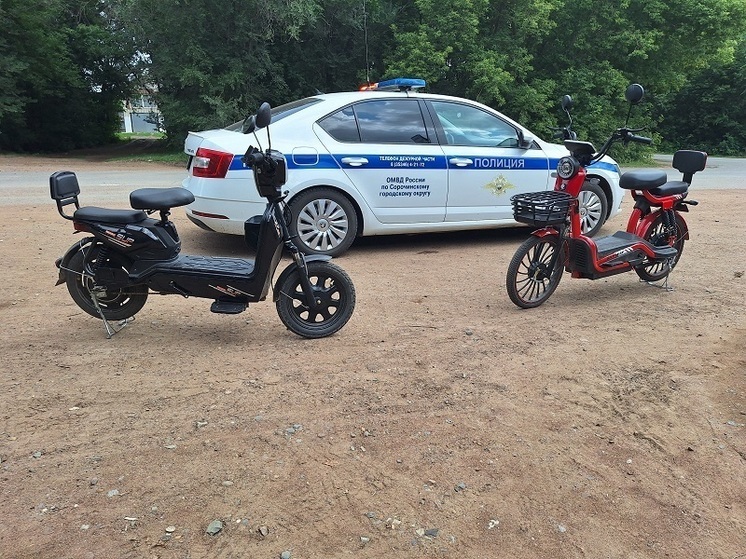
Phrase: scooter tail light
[{"left": 192, "top": 148, "right": 234, "bottom": 178}]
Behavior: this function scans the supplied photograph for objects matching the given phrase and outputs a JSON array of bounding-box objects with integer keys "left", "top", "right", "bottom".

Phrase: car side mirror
[{"left": 518, "top": 130, "right": 535, "bottom": 149}]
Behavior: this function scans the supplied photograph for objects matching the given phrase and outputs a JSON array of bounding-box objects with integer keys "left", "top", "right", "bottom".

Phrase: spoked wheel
[
  {"left": 635, "top": 212, "right": 687, "bottom": 282},
  {"left": 506, "top": 235, "right": 564, "bottom": 308},
  {"left": 288, "top": 188, "right": 358, "bottom": 257},
  {"left": 65, "top": 247, "right": 148, "bottom": 320},
  {"left": 275, "top": 261, "right": 355, "bottom": 338}
]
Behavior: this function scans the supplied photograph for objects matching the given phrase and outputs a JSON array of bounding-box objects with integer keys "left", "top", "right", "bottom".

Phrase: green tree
[
  {"left": 658, "top": 37, "right": 746, "bottom": 155},
  {"left": 530, "top": 0, "right": 746, "bottom": 157},
  {"left": 271, "top": 0, "right": 399, "bottom": 96},
  {"left": 119, "top": 0, "right": 323, "bottom": 143},
  {"left": 380, "top": 0, "right": 746, "bottom": 158},
  {"left": 0, "top": 0, "right": 136, "bottom": 152}
]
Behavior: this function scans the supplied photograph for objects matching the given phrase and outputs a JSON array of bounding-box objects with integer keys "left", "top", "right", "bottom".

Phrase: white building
[{"left": 121, "top": 92, "right": 162, "bottom": 133}]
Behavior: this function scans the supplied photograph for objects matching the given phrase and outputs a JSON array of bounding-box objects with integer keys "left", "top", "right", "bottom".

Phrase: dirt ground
[{"left": 0, "top": 156, "right": 744, "bottom": 559}]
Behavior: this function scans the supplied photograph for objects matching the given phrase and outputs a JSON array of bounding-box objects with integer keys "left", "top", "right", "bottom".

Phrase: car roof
[{"left": 271, "top": 90, "right": 530, "bottom": 135}]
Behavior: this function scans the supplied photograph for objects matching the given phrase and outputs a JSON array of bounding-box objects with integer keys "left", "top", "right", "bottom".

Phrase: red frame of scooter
[{"left": 546, "top": 165, "right": 688, "bottom": 278}]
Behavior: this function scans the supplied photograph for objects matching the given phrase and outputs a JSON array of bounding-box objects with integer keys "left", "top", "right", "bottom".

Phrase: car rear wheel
[
  {"left": 288, "top": 188, "right": 358, "bottom": 256},
  {"left": 579, "top": 181, "right": 608, "bottom": 237}
]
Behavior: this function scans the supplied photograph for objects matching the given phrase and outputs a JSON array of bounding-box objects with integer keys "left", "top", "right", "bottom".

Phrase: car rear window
[
  {"left": 319, "top": 99, "right": 431, "bottom": 144},
  {"left": 225, "top": 97, "right": 322, "bottom": 131}
]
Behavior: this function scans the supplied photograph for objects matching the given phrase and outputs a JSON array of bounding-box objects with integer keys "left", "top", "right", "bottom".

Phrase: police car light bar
[{"left": 360, "top": 78, "right": 426, "bottom": 91}]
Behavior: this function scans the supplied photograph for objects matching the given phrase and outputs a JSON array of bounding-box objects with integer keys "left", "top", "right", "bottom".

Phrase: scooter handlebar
[{"left": 627, "top": 133, "right": 653, "bottom": 144}]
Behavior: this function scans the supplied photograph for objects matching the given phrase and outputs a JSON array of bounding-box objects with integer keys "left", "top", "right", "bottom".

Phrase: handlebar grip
[{"left": 629, "top": 134, "right": 653, "bottom": 145}]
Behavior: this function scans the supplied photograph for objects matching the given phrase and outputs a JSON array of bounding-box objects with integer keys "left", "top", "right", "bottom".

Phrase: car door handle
[
  {"left": 449, "top": 157, "right": 473, "bottom": 167},
  {"left": 341, "top": 157, "right": 369, "bottom": 167}
]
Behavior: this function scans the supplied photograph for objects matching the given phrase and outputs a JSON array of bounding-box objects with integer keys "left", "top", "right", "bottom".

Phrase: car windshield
[{"left": 225, "top": 97, "right": 323, "bottom": 131}]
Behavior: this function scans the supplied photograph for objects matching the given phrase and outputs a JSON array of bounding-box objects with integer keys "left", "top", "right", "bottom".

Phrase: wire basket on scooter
[{"left": 511, "top": 191, "right": 573, "bottom": 226}]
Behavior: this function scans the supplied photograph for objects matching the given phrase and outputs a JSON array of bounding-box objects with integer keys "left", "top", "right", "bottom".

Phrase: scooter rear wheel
[
  {"left": 506, "top": 235, "right": 564, "bottom": 308},
  {"left": 276, "top": 261, "right": 355, "bottom": 338},
  {"left": 635, "top": 213, "right": 686, "bottom": 282},
  {"left": 65, "top": 247, "right": 149, "bottom": 320}
]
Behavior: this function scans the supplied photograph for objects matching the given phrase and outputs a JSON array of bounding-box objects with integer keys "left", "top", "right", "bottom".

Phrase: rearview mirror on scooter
[
  {"left": 625, "top": 84, "right": 645, "bottom": 105},
  {"left": 561, "top": 95, "right": 573, "bottom": 112},
  {"left": 241, "top": 115, "right": 256, "bottom": 135},
  {"left": 255, "top": 102, "right": 272, "bottom": 129}
]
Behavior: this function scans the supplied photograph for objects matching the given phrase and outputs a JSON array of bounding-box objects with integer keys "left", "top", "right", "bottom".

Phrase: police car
[{"left": 183, "top": 78, "right": 624, "bottom": 256}]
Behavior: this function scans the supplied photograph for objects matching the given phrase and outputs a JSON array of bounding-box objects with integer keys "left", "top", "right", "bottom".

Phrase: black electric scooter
[{"left": 51, "top": 102, "right": 355, "bottom": 338}]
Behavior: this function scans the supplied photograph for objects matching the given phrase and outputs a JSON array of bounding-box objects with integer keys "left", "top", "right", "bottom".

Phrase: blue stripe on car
[{"left": 229, "top": 154, "right": 619, "bottom": 174}]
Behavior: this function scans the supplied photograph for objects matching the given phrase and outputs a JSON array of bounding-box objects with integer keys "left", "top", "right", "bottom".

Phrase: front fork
[
  {"left": 291, "top": 249, "right": 321, "bottom": 309},
  {"left": 531, "top": 225, "right": 568, "bottom": 276},
  {"left": 277, "top": 201, "right": 323, "bottom": 310}
]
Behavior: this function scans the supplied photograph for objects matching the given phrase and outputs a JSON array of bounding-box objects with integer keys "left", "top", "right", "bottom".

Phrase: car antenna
[{"left": 363, "top": 0, "right": 370, "bottom": 85}]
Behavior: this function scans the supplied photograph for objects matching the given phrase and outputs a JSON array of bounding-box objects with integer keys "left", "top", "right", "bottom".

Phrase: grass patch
[
  {"left": 106, "top": 137, "right": 188, "bottom": 166},
  {"left": 116, "top": 131, "right": 167, "bottom": 140},
  {"left": 113, "top": 150, "right": 188, "bottom": 165}
]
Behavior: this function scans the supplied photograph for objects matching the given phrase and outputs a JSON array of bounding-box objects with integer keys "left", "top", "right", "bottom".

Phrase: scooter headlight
[{"left": 557, "top": 156, "right": 579, "bottom": 180}]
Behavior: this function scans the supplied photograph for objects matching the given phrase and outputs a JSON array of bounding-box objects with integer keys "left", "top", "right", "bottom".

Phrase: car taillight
[{"left": 191, "top": 148, "right": 233, "bottom": 178}]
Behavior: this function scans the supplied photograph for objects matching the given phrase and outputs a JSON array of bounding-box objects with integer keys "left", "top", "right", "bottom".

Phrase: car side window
[
  {"left": 318, "top": 106, "right": 361, "bottom": 142},
  {"left": 354, "top": 100, "right": 430, "bottom": 144},
  {"left": 430, "top": 101, "right": 519, "bottom": 148}
]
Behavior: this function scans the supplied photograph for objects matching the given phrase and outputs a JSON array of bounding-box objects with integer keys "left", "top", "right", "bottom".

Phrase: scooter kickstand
[
  {"left": 641, "top": 263, "right": 675, "bottom": 292},
  {"left": 90, "top": 287, "right": 134, "bottom": 338}
]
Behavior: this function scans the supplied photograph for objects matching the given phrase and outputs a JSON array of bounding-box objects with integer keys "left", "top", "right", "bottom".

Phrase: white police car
[{"left": 183, "top": 78, "right": 624, "bottom": 256}]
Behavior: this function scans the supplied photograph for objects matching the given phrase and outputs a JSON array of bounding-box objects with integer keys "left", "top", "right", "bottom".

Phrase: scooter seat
[
  {"left": 649, "top": 180, "right": 689, "bottom": 196},
  {"left": 130, "top": 187, "right": 195, "bottom": 211},
  {"left": 74, "top": 206, "right": 148, "bottom": 223},
  {"left": 619, "top": 170, "right": 667, "bottom": 190}
]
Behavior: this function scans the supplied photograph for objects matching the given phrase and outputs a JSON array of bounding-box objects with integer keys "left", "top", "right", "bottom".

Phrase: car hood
[{"left": 537, "top": 139, "right": 619, "bottom": 172}]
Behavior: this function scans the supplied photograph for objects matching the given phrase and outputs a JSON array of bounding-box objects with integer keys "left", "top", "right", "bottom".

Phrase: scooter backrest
[
  {"left": 50, "top": 171, "right": 80, "bottom": 201},
  {"left": 672, "top": 150, "right": 707, "bottom": 185},
  {"left": 50, "top": 170, "right": 81, "bottom": 219}
]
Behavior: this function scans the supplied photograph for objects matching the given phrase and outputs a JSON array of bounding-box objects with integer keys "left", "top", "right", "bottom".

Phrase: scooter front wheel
[
  {"left": 506, "top": 235, "right": 564, "bottom": 308},
  {"left": 276, "top": 261, "right": 356, "bottom": 338}
]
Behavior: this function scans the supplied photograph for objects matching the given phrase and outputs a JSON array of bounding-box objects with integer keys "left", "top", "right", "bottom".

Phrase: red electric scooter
[{"left": 505, "top": 84, "right": 707, "bottom": 308}]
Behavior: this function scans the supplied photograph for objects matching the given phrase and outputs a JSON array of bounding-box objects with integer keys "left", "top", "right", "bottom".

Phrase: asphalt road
[
  {"left": 628, "top": 154, "right": 746, "bottom": 189},
  {"left": 0, "top": 165, "right": 187, "bottom": 206}
]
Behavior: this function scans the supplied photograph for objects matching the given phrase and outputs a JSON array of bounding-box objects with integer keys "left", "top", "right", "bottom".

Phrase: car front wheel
[
  {"left": 578, "top": 181, "right": 608, "bottom": 237},
  {"left": 288, "top": 188, "right": 359, "bottom": 257}
]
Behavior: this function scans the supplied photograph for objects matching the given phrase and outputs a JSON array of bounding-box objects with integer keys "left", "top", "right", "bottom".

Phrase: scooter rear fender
[
  {"left": 635, "top": 210, "right": 690, "bottom": 241},
  {"left": 272, "top": 255, "right": 332, "bottom": 302},
  {"left": 55, "top": 237, "right": 95, "bottom": 285}
]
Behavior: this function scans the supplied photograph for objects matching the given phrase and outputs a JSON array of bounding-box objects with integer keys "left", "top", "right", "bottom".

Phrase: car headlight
[{"left": 557, "top": 156, "right": 579, "bottom": 180}]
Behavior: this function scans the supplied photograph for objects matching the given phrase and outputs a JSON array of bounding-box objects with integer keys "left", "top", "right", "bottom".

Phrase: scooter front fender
[
  {"left": 529, "top": 227, "right": 561, "bottom": 239},
  {"left": 55, "top": 237, "right": 95, "bottom": 285},
  {"left": 272, "top": 255, "right": 332, "bottom": 302}
]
